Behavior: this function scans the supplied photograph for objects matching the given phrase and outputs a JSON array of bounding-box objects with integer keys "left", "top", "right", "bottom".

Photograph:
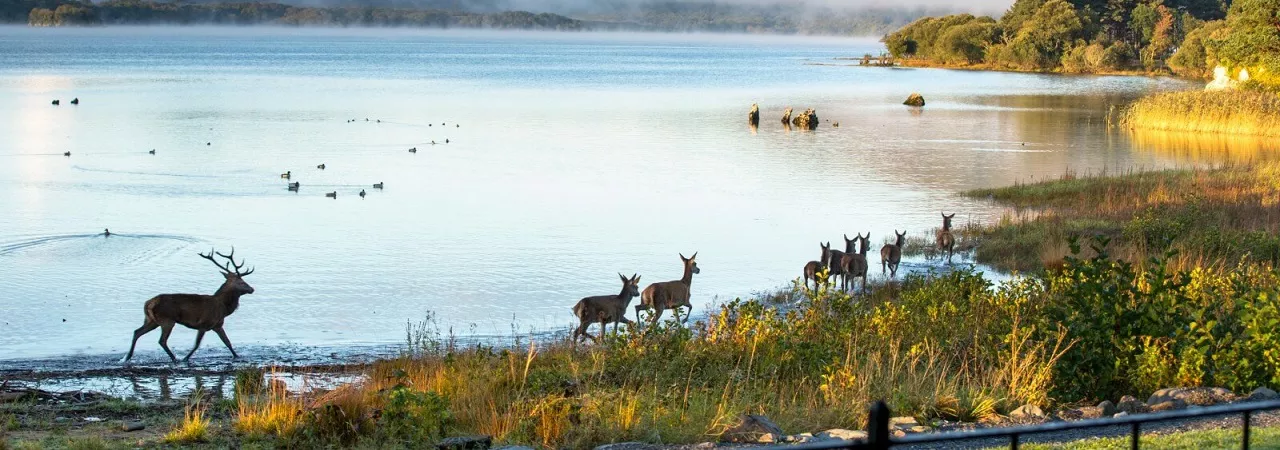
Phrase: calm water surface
[{"left": 0, "top": 27, "right": 1215, "bottom": 365}]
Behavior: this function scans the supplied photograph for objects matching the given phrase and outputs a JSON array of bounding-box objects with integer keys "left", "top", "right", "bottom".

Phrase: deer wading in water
[
  {"left": 881, "top": 230, "right": 907, "bottom": 278},
  {"left": 937, "top": 212, "right": 956, "bottom": 264},
  {"left": 123, "top": 248, "right": 255, "bottom": 364},
  {"left": 635, "top": 253, "right": 700, "bottom": 326},
  {"left": 803, "top": 242, "right": 832, "bottom": 291},
  {"left": 572, "top": 273, "right": 641, "bottom": 343}
]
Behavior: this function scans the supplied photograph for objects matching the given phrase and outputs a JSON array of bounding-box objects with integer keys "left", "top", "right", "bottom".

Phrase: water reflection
[{"left": 1129, "top": 129, "right": 1280, "bottom": 163}]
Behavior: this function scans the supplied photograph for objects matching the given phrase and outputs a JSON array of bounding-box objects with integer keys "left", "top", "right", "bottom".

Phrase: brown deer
[
  {"left": 827, "top": 239, "right": 850, "bottom": 289},
  {"left": 803, "top": 243, "right": 833, "bottom": 291},
  {"left": 572, "top": 273, "right": 641, "bottom": 343},
  {"left": 840, "top": 233, "right": 871, "bottom": 292},
  {"left": 937, "top": 212, "right": 956, "bottom": 264},
  {"left": 881, "top": 230, "right": 907, "bottom": 278},
  {"left": 635, "top": 253, "right": 700, "bottom": 326},
  {"left": 123, "top": 248, "right": 255, "bottom": 364}
]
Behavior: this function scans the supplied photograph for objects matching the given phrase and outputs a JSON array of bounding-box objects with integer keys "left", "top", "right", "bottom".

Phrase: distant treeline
[
  {"left": 10, "top": 0, "right": 588, "bottom": 29},
  {"left": 2, "top": 0, "right": 947, "bottom": 35},
  {"left": 880, "top": 0, "right": 1280, "bottom": 80}
]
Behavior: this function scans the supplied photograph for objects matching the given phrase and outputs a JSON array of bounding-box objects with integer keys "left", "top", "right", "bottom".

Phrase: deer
[
  {"left": 124, "top": 248, "right": 255, "bottom": 364},
  {"left": 803, "top": 243, "right": 832, "bottom": 291},
  {"left": 827, "top": 238, "right": 850, "bottom": 289},
  {"left": 937, "top": 212, "right": 956, "bottom": 264},
  {"left": 840, "top": 233, "right": 871, "bottom": 292},
  {"left": 572, "top": 273, "right": 641, "bottom": 343},
  {"left": 635, "top": 253, "right": 700, "bottom": 326},
  {"left": 881, "top": 230, "right": 907, "bottom": 278}
]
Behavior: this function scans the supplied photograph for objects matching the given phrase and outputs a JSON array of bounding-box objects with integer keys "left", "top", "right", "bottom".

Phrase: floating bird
[
  {"left": 441, "top": 122, "right": 445, "bottom": 126},
  {"left": 373, "top": 182, "right": 384, "bottom": 189},
  {"left": 70, "top": 98, "right": 79, "bottom": 105},
  {"left": 281, "top": 171, "right": 291, "bottom": 179},
  {"left": 325, "top": 191, "right": 337, "bottom": 199},
  {"left": 429, "top": 124, "right": 432, "bottom": 127},
  {"left": 376, "top": 119, "right": 381, "bottom": 123},
  {"left": 287, "top": 182, "right": 300, "bottom": 191},
  {"left": 409, "top": 147, "right": 417, "bottom": 153},
  {"left": 456, "top": 124, "right": 459, "bottom": 128},
  {"left": 365, "top": 118, "right": 369, "bottom": 121},
  {"left": 445, "top": 139, "right": 449, "bottom": 144},
  {"left": 52, "top": 100, "right": 60, "bottom": 105},
  {"left": 206, "top": 142, "right": 211, "bottom": 146},
  {"left": 359, "top": 189, "right": 366, "bottom": 198},
  {"left": 317, "top": 164, "right": 326, "bottom": 170},
  {"left": 431, "top": 140, "right": 436, "bottom": 145},
  {"left": 148, "top": 149, "right": 156, "bottom": 155},
  {"left": 833, "top": 122, "right": 839, "bottom": 128},
  {"left": 102, "top": 228, "right": 110, "bottom": 237},
  {"left": 63, "top": 151, "right": 71, "bottom": 157}
]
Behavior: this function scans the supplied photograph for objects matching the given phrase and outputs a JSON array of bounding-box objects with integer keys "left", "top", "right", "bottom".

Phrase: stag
[
  {"left": 881, "top": 230, "right": 907, "bottom": 278},
  {"left": 803, "top": 243, "right": 832, "bottom": 291},
  {"left": 572, "top": 273, "right": 641, "bottom": 343},
  {"left": 937, "top": 212, "right": 956, "bottom": 264},
  {"left": 124, "top": 248, "right": 255, "bottom": 363},
  {"left": 635, "top": 253, "right": 700, "bottom": 326},
  {"left": 840, "top": 233, "right": 871, "bottom": 292}
]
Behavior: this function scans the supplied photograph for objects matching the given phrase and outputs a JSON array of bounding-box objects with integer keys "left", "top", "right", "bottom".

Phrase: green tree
[
  {"left": 1000, "top": 0, "right": 1084, "bottom": 70},
  {"left": 1211, "top": 0, "right": 1280, "bottom": 87},
  {"left": 1168, "top": 19, "right": 1225, "bottom": 78},
  {"left": 935, "top": 19, "right": 998, "bottom": 64}
]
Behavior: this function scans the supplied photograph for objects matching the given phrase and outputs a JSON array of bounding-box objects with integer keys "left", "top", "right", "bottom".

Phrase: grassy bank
[
  {"left": 7, "top": 166, "right": 1280, "bottom": 449},
  {"left": 1120, "top": 90, "right": 1280, "bottom": 137},
  {"left": 965, "top": 163, "right": 1280, "bottom": 273}
]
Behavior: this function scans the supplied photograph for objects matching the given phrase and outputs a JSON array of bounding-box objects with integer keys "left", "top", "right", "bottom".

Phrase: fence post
[
  {"left": 867, "top": 401, "right": 891, "bottom": 450},
  {"left": 1244, "top": 410, "right": 1252, "bottom": 450}
]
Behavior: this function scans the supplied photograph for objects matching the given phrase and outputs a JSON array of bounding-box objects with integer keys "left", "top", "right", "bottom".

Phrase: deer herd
[{"left": 122, "top": 214, "right": 959, "bottom": 362}]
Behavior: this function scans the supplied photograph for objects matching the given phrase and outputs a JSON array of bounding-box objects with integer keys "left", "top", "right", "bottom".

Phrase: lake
[{"left": 0, "top": 26, "right": 1211, "bottom": 368}]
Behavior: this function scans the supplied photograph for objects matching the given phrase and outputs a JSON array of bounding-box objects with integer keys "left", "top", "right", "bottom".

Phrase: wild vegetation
[
  {"left": 883, "top": 0, "right": 1279, "bottom": 82},
  {"left": 1120, "top": 89, "right": 1280, "bottom": 136},
  {"left": 966, "top": 162, "right": 1280, "bottom": 273}
]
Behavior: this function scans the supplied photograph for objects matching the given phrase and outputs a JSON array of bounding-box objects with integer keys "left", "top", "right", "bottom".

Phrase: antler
[
  {"left": 207, "top": 247, "right": 254, "bottom": 276},
  {"left": 198, "top": 248, "right": 232, "bottom": 275}
]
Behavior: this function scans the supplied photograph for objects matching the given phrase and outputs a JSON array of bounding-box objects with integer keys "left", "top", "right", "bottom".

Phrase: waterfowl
[
  {"left": 429, "top": 124, "right": 432, "bottom": 127},
  {"left": 281, "top": 171, "right": 291, "bottom": 179},
  {"left": 70, "top": 98, "right": 79, "bottom": 105},
  {"left": 64, "top": 151, "right": 71, "bottom": 157},
  {"left": 373, "top": 182, "right": 384, "bottom": 189},
  {"left": 317, "top": 164, "right": 326, "bottom": 170},
  {"left": 456, "top": 124, "right": 459, "bottom": 128},
  {"left": 325, "top": 191, "right": 337, "bottom": 199},
  {"left": 833, "top": 122, "right": 840, "bottom": 128},
  {"left": 445, "top": 139, "right": 449, "bottom": 144},
  {"left": 431, "top": 140, "right": 436, "bottom": 145},
  {"left": 206, "top": 142, "right": 211, "bottom": 146},
  {"left": 287, "top": 182, "right": 300, "bottom": 190},
  {"left": 409, "top": 147, "right": 417, "bottom": 153},
  {"left": 102, "top": 228, "right": 110, "bottom": 237},
  {"left": 359, "top": 189, "right": 366, "bottom": 198},
  {"left": 52, "top": 100, "right": 60, "bottom": 105},
  {"left": 376, "top": 119, "right": 381, "bottom": 123},
  {"left": 148, "top": 149, "right": 156, "bottom": 155}
]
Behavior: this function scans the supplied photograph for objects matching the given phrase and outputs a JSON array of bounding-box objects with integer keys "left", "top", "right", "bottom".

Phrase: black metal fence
[{"left": 769, "top": 399, "right": 1280, "bottom": 450}]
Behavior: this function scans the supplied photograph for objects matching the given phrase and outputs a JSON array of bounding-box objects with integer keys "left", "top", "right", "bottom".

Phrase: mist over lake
[{"left": 0, "top": 26, "right": 1201, "bottom": 366}]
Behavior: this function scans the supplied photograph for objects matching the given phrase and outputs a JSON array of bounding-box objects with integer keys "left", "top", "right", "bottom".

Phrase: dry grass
[
  {"left": 234, "top": 373, "right": 305, "bottom": 440},
  {"left": 1120, "top": 89, "right": 1280, "bottom": 137},
  {"left": 164, "top": 401, "right": 210, "bottom": 444},
  {"left": 966, "top": 163, "right": 1280, "bottom": 272}
]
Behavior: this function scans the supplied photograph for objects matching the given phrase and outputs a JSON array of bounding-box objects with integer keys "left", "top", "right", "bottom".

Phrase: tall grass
[
  {"left": 1120, "top": 90, "right": 1280, "bottom": 137},
  {"left": 164, "top": 400, "right": 210, "bottom": 444},
  {"left": 235, "top": 371, "right": 304, "bottom": 440},
  {"left": 966, "top": 163, "right": 1280, "bottom": 272}
]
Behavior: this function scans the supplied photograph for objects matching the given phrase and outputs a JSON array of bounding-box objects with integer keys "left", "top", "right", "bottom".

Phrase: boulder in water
[
  {"left": 792, "top": 108, "right": 819, "bottom": 130},
  {"left": 748, "top": 103, "right": 760, "bottom": 126},
  {"left": 781, "top": 107, "right": 793, "bottom": 124},
  {"left": 904, "top": 93, "right": 925, "bottom": 107}
]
